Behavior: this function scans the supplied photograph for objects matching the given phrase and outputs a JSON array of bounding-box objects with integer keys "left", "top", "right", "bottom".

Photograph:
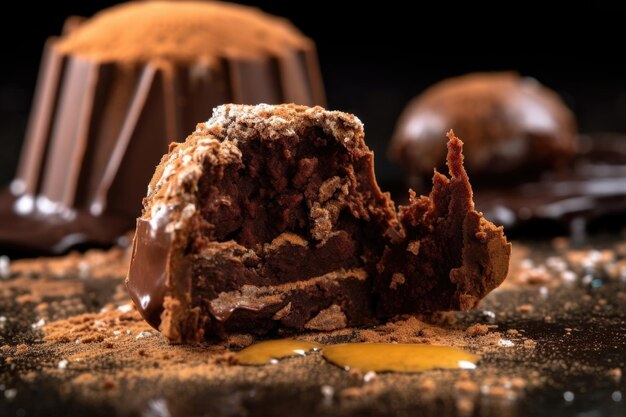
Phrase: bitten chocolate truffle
[
  {"left": 0, "top": 1, "right": 324, "bottom": 254},
  {"left": 389, "top": 72, "right": 577, "bottom": 186},
  {"left": 126, "top": 104, "right": 510, "bottom": 343}
]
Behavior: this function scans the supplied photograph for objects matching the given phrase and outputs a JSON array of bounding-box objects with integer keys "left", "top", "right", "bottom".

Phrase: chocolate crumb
[
  {"left": 523, "top": 339, "right": 537, "bottom": 348},
  {"left": 466, "top": 324, "right": 490, "bottom": 336},
  {"left": 304, "top": 305, "right": 348, "bottom": 331},
  {"left": 608, "top": 368, "right": 622, "bottom": 383},
  {"left": 517, "top": 304, "right": 534, "bottom": 313},
  {"left": 389, "top": 273, "right": 406, "bottom": 290}
]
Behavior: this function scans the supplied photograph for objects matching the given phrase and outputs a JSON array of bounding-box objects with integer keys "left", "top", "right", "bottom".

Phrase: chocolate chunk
[
  {"left": 126, "top": 104, "right": 510, "bottom": 343},
  {"left": 389, "top": 72, "right": 577, "bottom": 187},
  {"left": 375, "top": 132, "right": 511, "bottom": 315},
  {"left": 0, "top": 2, "right": 325, "bottom": 254}
]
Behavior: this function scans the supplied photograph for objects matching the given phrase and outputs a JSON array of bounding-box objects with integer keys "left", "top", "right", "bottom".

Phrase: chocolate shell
[{"left": 0, "top": 2, "right": 325, "bottom": 254}]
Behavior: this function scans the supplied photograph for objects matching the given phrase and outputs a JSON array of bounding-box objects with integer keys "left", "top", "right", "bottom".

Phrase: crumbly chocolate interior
[
  {"left": 185, "top": 113, "right": 398, "bottom": 338},
  {"left": 126, "top": 104, "right": 510, "bottom": 343},
  {"left": 376, "top": 138, "right": 510, "bottom": 315},
  {"left": 192, "top": 125, "right": 392, "bottom": 262}
]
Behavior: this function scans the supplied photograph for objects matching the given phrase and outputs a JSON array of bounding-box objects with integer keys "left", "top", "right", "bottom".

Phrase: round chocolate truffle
[
  {"left": 0, "top": 1, "right": 325, "bottom": 254},
  {"left": 389, "top": 72, "right": 577, "bottom": 186}
]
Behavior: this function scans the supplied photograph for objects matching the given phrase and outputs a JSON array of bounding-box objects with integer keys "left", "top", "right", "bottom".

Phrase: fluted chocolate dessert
[
  {"left": 126, "top": 104, "right": 510, "bottom": 343},
  {"left": 389, "top": 72, "right": 577, "bottom": 187},
  {"left": 0, "top": 1, "right": 325, "bottom": 254}
]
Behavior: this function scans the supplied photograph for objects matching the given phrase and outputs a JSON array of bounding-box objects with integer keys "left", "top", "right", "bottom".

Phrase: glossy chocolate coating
[
  {"left": 389, "top": 72, "right": 577, "bottom": 185},
  {"left": 127, "top": 218, "right": 171, "bottom": 329},
  {"left": 475, "top": 133, "right": 626, "bottom": 236}
]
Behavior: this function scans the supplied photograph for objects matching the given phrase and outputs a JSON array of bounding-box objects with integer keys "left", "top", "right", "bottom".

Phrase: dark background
[{"left": 2, "top": 1, "right": 626, "bottom": 186}]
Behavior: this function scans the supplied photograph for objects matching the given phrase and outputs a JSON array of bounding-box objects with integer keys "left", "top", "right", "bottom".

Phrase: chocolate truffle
[
  {"left": 389, "top": 72, "right": 577, "bottom": 186},
  {"left": 0, "top": 1, "right": 324, "bottom": 254},
  {"left": 126, "top": 104, "right": 510, "bottom": 343}
]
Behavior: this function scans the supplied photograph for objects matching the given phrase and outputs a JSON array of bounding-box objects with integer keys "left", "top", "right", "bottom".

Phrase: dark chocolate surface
[
  {"left": 476, "top": 134, "right": 626, "bottom": 236},
  {"left": 0, "top": 191, "right": 132, "bottom": 257}
]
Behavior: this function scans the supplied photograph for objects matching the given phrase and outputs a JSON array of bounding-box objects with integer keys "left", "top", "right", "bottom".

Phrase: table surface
[{"left": 0, "top": 237, "right": 625, "bottom": 417}]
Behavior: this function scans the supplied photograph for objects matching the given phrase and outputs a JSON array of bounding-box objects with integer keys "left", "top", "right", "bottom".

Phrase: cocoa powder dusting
[
  {"left": 1, "top": 236, "right": 625, "bottom": 416},
  {"left": 56, "top": 1, "right": 311, "bottom": 63}
]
